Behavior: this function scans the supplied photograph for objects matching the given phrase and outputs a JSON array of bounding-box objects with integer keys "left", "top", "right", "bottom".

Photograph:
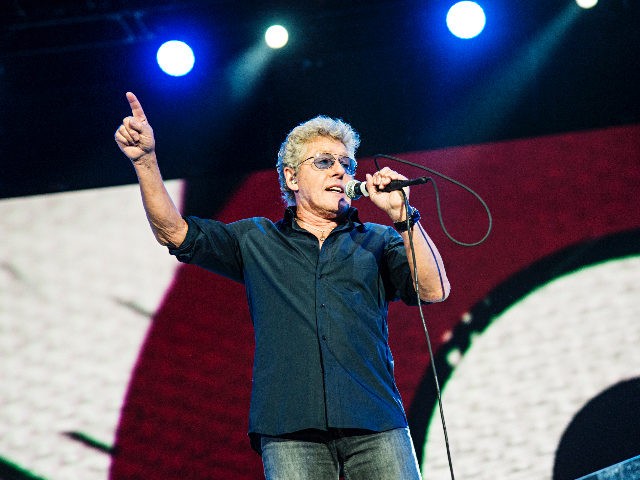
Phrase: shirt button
[
  {"left": 320, "top": 303, "right": 326, "bottom": 308},
  {"left": 322, "top": 335, "right": 327, "bottom": 341}
]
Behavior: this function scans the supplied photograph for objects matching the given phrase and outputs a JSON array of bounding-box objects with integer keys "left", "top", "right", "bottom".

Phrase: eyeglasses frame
[{"left": 298, "top": 152, "right": 357, "bottom": 176}]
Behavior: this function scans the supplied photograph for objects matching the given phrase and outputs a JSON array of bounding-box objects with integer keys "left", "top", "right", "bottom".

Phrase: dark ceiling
[{"left": 1, "top": 0, "right": 639, "bottom": 200}]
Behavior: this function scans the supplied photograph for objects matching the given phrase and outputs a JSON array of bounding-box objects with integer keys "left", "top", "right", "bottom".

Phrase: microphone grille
[{"left": 345, "top": 180, "right": 360, "bottom": 200}]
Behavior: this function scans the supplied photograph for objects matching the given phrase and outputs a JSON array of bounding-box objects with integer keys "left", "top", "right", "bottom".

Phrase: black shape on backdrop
[{"left": 553, "top": 378, "right": 640, "bottom": 480}]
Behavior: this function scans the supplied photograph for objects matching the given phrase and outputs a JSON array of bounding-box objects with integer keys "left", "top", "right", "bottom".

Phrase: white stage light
[
  {"left": 576, "top": 0, "right": 598, "bottom": 9},
  {"left": 446, "top": 1, "right": 487, "bottom": 39},
  {"left": 265, "top": 25, "right": 289, "bottom": 49}
]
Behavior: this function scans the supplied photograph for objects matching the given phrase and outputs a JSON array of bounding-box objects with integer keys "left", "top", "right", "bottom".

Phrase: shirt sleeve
[
  {"left": 383, "top": 227, "right": 424, "bottom": 306},
  {"left": 168, "top": 216, "right": 245, "bottom": 283}
]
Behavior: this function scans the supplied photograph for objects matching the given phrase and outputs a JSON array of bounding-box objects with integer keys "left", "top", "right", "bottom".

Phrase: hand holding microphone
[{"left": 347, "top": 167, "right": 426, "bottom": 223}]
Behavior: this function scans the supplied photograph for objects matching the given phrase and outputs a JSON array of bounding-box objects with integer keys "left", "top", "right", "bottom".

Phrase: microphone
[
  {"left": 345, "top": 177, "right": 429, "bottom": 200},
  {"left": 345, "top": 180, "right": 369, "bottom": 199}
]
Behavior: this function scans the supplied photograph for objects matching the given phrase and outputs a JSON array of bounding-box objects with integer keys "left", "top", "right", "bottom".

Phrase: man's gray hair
[{"left": 276, "top": 115, "right": 361, "bottom": 206}]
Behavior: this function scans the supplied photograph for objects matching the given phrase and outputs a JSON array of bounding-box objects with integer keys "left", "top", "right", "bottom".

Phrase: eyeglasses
[{"left": 300, "top": 152, "right": 357, "bottom": 176}]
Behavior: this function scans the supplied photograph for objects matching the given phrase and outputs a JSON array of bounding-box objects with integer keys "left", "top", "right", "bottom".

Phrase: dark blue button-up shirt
[{"left": 169, "top": 207, "right": 420, "bottom": 444}]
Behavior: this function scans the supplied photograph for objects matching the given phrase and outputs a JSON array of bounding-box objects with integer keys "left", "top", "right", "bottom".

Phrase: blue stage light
[
  {"left": 156, "top": 40, "right": 195, "bottom": 77},
  {"left": 446, "top": 1, "right": 486, "bottom": 39}
]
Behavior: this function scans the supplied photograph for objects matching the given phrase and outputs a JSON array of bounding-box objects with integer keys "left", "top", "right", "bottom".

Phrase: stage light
[
  {"left": 446, "top": 1, "right": 486, "bottom": 39},
  {"left": 575, "top": 0, "right": 598, "bottom": 8},
  {"left": 156, "top": 40, "right": 195, "bottom": 77},
  {"left": 265, "top": 25, "right": 289, "bottom": 49}
]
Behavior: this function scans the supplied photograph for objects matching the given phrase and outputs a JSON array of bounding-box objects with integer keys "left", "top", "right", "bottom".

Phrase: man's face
[{"left": 288, "top": 136, "right": 354, "bottom": 219}]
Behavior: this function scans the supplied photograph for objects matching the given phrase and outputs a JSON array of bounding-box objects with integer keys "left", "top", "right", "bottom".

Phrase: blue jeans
[{"left": 260, "top": 427, "right": 422, "bottom": 480}]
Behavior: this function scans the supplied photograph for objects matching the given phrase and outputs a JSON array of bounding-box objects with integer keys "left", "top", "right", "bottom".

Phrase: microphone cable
[
  {"left": 374, "top": 153, "right": 492, "bottom": 247},
  {"left": 398, "top": 190, "right": 455, "bottom": 480},
  {"left": 375, "top": 153, "right": 493, "bottom": 480}
]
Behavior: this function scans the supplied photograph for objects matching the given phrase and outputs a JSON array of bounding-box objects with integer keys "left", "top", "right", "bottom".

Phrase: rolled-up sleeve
[
  {"left": 168, "top": 216, "right": 245, "bottom": 283},
  {"left": 382, "top": 227, "right": 423, "bottom": 306}
]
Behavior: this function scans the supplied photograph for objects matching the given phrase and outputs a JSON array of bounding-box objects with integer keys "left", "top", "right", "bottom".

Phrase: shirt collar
[{"left": 284, "top": 206, "right": 363, "bottom": 229}]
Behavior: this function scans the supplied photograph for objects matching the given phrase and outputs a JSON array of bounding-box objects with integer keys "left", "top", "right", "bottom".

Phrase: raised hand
[
  {"left": 114, "top": 92, "right": 155, "bottom": 162},
  {"left": 365, "top": 167, "right": 410, "bottom": 222}
]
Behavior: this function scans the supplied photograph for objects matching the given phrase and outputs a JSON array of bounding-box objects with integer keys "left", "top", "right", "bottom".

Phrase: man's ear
[{"left": 284, "top": 167, "right": 299, "bottom": 191}]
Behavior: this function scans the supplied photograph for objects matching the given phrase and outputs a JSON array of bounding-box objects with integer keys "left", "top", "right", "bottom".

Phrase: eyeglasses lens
[
  {"left": 312, "top": 154, "right": 356, "bottom": 175},
  {"left": 338, "top": 157, "right": 355, "bottom": 173},
  {"left": 314, "top": 155, "right": 335, "bottom": 169}
]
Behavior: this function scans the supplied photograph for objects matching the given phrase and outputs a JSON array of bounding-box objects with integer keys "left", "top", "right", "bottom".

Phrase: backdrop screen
[{"left": 1, "top": 124, "right": 639, "bottom": 479}]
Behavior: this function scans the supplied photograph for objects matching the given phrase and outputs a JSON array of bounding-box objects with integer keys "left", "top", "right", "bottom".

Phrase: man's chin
[
  {"left": 338, "top": 198, "right": 351, "bottom": 211},
  {"left": 332, "top": 198, "right": 351, "bottom": 218},
  {"left": 302, "top": 198, "right": 351, "bottom": 219}
]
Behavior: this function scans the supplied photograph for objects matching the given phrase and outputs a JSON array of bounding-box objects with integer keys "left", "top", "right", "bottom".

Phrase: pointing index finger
[{"left": 126, "top": 91, "right": 147, "bottom": 122}]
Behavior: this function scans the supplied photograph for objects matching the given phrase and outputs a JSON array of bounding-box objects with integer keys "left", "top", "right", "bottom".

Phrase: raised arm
[
  {"left": 114, "top": 92, "right": 188, "bottom": 247},
  {"left": 366, "top": 167, "right": 451, "bottom": 303}
]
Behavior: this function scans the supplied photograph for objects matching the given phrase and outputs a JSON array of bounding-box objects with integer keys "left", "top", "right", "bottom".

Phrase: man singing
[{"left": 115, "top": 91, "right": 450, "bottom": 479}]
